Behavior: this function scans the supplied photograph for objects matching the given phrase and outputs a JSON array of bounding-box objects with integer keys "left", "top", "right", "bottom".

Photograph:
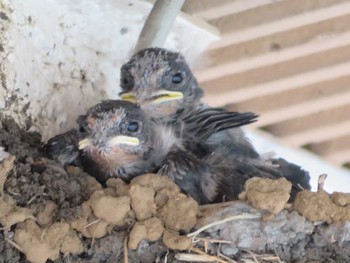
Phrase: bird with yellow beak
[
  {"left": 119, "top": 48, "right": 204, "bottom": 119},
  {"left": 47, "top": 99, "right": 258, "bottom": 188},
  {"left": 75, "top": 100, "right": 157, "bottom": 183}
]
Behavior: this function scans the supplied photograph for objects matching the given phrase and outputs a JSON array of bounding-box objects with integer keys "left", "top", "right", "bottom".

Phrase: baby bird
[{"left": 46, "top": 100, "right": 258, "bottom": 188}]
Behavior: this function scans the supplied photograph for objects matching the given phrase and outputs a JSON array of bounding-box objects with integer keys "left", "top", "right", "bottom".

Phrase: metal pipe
[{"left": 135, "top": 0, "right": 185, "bottom": 52}]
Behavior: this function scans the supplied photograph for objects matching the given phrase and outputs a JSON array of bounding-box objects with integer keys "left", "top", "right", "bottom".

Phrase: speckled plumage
[
  {"left": 48, "top": 100, "right": 159, "bottom": 183},
  {"left": 120, "top": 48, "right": 204, "bottom": 118}
]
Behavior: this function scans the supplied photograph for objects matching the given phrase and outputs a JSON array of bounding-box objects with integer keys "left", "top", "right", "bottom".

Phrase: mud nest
[{"left": 1, "top": 117, "right": 350, "bottom": 263}]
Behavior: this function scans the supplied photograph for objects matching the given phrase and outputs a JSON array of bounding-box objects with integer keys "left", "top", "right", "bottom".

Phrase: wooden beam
[
  {"left": 202, "top": 60, "right": 350, "bottom": 107},
  {"left": 182, "top": 0, "right": 279, "bottom": 20},
  {"left": 216, "top": 47, "right": 350, "bottom": 92},
  {"left": 244, "top": 92, "right": 350, "bottom": 128},
  {"left": 202, "top": 13, "right": 350, "bottom": 68},
  {"left": 197, "top": 31, "right": 350, "bottom": 82},
  {"left": 324, "top": 150, "right": 350, "bottom": 166},
  {"left": 259, "top": 105, "right": 350, "bottom": 143},
  {"left": 308, "top": 135, "right": 350, "bottom": 156},
  {"left": 227, "top": 75, "right": 350, "bottom": 113},
  {"left": 201, "top": 42, "right": 350, "bottom": 94},
  {"left": 283, "top": 120, "right": 350, "bottom": 147},
  {"left": 209, "top": 1, "right": 350, "bottom": 49}
]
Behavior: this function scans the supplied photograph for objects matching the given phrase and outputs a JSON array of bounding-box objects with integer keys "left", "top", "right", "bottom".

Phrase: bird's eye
[
  {"left": 122, "top": 78, "right": 128, "bottom": 85},
  {"left": 172, "top": 73, "right": 183, "bottom": 84},
  {"left": 127, "top": 121, "right": 139, "bottom": 132},
  {"left": 79, "top": 126, "right": 86, "bottom": 133}
]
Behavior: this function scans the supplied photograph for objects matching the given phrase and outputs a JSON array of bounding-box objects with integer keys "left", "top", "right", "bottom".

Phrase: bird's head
[
  {"left": 119, "top": 48, "right": 204, "bottom": 118},
  {"left": 77, "top": 100, "right": 151, "bottom": 172}
]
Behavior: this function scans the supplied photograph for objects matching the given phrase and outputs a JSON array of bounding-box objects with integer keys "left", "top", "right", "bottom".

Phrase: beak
[
  {"left": 79, "top": 138, "right": 92, "bottom": 150},
  {"left": 107, "top": 135, "right": 140, "bottom": 146},
  {"left": 120, "top": 93, "right": 137, "bottom": 103},
  {"left": 120, "top": 90, "right": 184, "bottom": 105},
  {"left": 149, "top": 90, "right": 184, "bottom": 104},
  {"left": 79, "top": 136, "right": 139, "bottom": 150}
]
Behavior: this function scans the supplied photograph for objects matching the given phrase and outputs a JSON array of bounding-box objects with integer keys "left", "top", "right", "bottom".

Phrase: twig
[
  {"left": 243, "top": 250, "right": 259, "bottom": 263},
  {"left": 6, "top": 189, "right": 21, "bottom": 196},
  {"left": 83, "top": 218, "right": 101, "bottom": 247},
  {"left": 6, "top": 239, "right": 23, "bottom": 253},
  {"left": 199, "top": 200, "right": 241, "bottom": 211},
  {"left": 260, "top": 256, "right": 282, "bottom": 261},
  {"left": 175, "top": 247, "right": 230, "bottom": 262},
  {"left": 83, "top": 219, "right": 101, "bottom": 231},
  {"left": 194, "top": 237, "right": 232, "bottom": 244},
  {"left": 163, "top": 250, "right": 169, "bottom": 263},
  {"left": 91, "top": 233, "right": 96, "bottom": 247},
  {"left": 27, "top": 194, "right": 40, "bottom": 205},
  {"left": 218, "top": 252, "right": 238, "bottom": 263},
  {"left": 273, "top": 248, "right": 283, "bottom": 263},
  {"left": 243, "top": 250, "right": 283, "bottom": 262},
  {"left": 297, "top": 183, "right": 305, "bottom": 191},
  {"left": 188, "top": 213, "right": 261, "bottom": 241},
  {"left": 191, "top": 247, "right": 229, "bottom": 263},
  {"left": 175, "top": 253, "right": 220, "bottom": 262},
  {"left": 317, "top": 174, "right": 327, "bottom": 191},
  {"left": 124, "top": 237, "right": 129, "bottom": 263}
]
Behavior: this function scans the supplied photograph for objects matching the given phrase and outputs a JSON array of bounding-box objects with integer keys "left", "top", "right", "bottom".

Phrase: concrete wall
[{"left": 0, "top": 0, "right": 218, "bottom": 140}]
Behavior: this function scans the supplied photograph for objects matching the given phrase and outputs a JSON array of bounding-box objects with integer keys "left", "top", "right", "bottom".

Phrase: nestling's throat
[
  {"left": 85, "top": 147, "right": 140, "bottom": 174},
  {"left": 141, "top": 100, "right": 182, "bottom": 118}
]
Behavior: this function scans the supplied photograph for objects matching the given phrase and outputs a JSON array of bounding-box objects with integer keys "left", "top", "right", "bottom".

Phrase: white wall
[{"left": 1, "top": 0, "right": 218, "bottom": 141}]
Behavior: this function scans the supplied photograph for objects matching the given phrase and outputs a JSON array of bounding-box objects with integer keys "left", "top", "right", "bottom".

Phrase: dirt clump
[
  {"left": 294, "top": 189, "right": 350, "bottom": 223},
  {"left": 129, "top": 184, "right": 156, "bottom": 221},
  {"left": 160, "top": 195, "right": 198, "bottom": 232},
  {"left": 128, "top": 217, "right": 164, "bottom": 249},
  {"left": 239, "top": 177, "right": 291, "bottom": 218},
  {"left": 125, "top": 174, "right": 198, "bottom": 249},
  {"left": 89, "top": 190, "right": 131, "bottom": 226},
  {"left": 332, "top": 191, "right": 350, "bottom": 206},
  {"left": 13, "top": 220, "right": 83, "bottom": 263},
  {"left": 162, "top": 230, "right": 192, "bottom": 250}
]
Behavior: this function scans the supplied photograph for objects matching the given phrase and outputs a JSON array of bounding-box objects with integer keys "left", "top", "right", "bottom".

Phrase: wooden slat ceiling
[{"left": 182, "top": 0, "right": 350, "bottom": 169}]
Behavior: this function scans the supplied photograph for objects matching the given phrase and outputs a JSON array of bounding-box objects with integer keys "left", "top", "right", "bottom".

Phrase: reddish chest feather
[{"left": 88, "top": 147, "right": 139, "bottom": 172}]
